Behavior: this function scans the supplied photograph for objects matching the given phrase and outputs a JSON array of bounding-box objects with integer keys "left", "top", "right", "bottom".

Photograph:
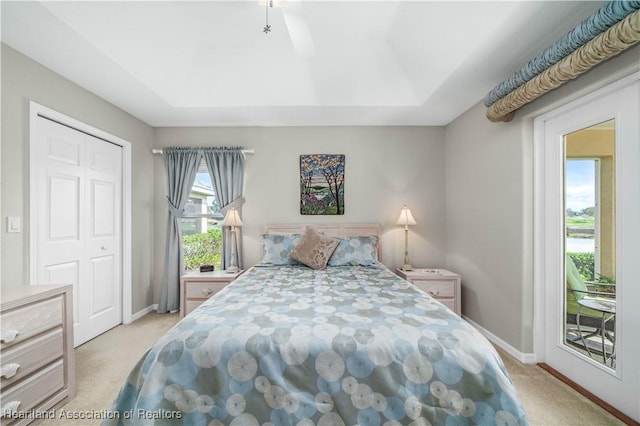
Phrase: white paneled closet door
[{"left": 32, "top": 115, "right": 123, "bottom": 347}]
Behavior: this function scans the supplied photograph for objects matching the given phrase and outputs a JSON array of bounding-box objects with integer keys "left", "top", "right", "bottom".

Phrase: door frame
[
  {"left": 29, "top": 101, "right": 133, "bottom": 325},
  {"left": 533, "top": 72, "right": 639, "bottom": 417}
]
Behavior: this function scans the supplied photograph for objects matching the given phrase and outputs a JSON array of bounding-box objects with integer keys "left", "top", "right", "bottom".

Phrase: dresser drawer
[
  {"left": 397, "top": 269, "right": 462, "bottom": 316},
  {"left": 1, "top": 296, "right": 63, "bottom": 349},
  {"left": 185, "top": 300, "right": 206, "bottom": 317},
  {"left": 0, "top": 359, "right": 64, "bottom": 420},
  {"left": 185, "top": 281, "right": 228, "bottom": 300},
  {"left": 180, "top": 271, "right": 243, "bottom": 319},
  {"left": 438, "top": 299, "right": 456, "bottom": 312},
  {"left": 1, "top": 328, "right": 63, "bottom": 388},
  {"left": 413, "top": 280, "right": 456, "bottom": 298}
]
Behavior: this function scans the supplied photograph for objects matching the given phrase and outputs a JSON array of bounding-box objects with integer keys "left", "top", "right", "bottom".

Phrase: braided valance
[
  {"left": 484, "top": 1, "right": 640, "bottom": 108},
  {"left": 485, "top": 1, "right": 640, "bottom": 122}
]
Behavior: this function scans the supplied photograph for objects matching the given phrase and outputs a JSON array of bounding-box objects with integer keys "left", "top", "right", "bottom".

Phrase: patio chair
[{"left": 565, "top": 254, "right": 616, "bottom": 366}]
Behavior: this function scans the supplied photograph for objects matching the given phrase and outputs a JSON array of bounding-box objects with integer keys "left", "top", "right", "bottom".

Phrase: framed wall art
[{"left": 300, "top": 154, "right": 345, "bottom": 215}]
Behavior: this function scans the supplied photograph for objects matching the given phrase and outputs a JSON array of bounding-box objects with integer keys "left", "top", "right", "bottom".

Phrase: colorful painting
[{"left": 300, "top": 154, "right": 345, "bottom": 215}]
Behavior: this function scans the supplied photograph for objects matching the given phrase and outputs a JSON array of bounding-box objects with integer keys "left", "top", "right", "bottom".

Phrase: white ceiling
[{"left": 1, "top": 1, "right": 603, "bottom": 127}]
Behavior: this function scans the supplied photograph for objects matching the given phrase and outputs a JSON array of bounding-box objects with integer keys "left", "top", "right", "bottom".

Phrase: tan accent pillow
[{"left": 290, "top": 228, "right": 340, "bottom": 270}]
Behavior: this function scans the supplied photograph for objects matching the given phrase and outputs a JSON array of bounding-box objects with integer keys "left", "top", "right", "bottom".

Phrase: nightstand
[
  {"left": 397, "top": 268, "right": 461, "bottom": 315},
  {"left": 180, "top": 270, "right": 244, "bottom": 318}
]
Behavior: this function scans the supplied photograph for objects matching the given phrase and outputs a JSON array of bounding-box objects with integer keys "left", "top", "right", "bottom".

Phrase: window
[
  {"left": 181, "top": 160, "right": 224, "bottom": 271},
  {"left": 565, "top": 159, "right": 597, "bottom": 258},
  {"left": 563, "top": 119, "right": 617, "bottom": 368}
]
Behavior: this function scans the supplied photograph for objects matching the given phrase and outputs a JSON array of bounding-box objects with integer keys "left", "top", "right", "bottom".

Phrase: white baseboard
[
  {"left": 130, "top": 304, "right": 159, "bottom": 323},
  {"left": 464, "top": 315, "right": 537, "bottom": 364}
]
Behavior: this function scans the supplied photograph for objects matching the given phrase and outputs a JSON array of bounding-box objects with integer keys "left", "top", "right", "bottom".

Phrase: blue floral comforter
[{"left": 105, "top": 265, "right": 528, "bottom": 425}]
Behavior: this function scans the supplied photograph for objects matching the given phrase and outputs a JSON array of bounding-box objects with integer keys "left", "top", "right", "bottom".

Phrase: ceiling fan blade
[{"left": 282, "top": 5, "right": 315, "bottom": 58}]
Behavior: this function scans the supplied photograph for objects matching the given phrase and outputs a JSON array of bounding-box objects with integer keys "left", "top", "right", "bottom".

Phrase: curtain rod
[{"left": 151, "top": 148, "right": 254, "bottom": 155}]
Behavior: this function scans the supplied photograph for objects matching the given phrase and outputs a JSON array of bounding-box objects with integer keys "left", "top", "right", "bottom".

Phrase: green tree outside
[
  {"left": 183, "top": 228, "right": 222, "bottom": 270},
  {"left": 567, "top": 251, "right": 615, "bottom": 292}
]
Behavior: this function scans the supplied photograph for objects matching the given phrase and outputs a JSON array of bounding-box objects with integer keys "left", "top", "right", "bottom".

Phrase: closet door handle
[{"left": 0, "top": 363, "right": 20, "bottom": 379}]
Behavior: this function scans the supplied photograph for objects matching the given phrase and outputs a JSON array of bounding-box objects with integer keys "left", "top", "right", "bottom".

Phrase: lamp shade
[
  {"left": 396, "top": 205, "right": 417, "bottom": 226},
  {"left": 222, "top": 208, "right": 243, "bottom": 227}
]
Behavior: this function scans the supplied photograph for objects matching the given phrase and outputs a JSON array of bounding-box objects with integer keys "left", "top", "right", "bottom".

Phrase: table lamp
[
  {"left": 396, "top": 205, "right": 417, "bottom": 271},
  {"left": 222, "top": 207, "right": 243, "bottom": 272}
]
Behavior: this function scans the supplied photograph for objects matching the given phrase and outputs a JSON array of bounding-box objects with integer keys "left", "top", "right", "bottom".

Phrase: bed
[{"left": 105, "top": 224, "right": 528, "bottom": 425}]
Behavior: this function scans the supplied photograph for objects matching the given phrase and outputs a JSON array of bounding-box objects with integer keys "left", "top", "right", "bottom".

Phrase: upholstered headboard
[{"left": 262, "top": 223, "right": 383, "bottom": 262}]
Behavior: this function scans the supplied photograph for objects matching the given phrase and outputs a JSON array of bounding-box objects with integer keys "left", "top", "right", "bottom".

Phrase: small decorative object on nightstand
[
  {"left": 397, "top": 268, "right": 461, "bottom": 315},
  {"left": 199, "top": 264, "right": 214, "bottom": 272},
  {"left": 396, "top": 205, "right": 417, "bottom": 271},
  {"left": 180, "top": 270, "right": 244, "bottom": 318}
]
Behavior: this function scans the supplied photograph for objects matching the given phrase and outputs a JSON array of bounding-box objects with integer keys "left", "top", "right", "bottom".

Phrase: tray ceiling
[{"left": 1, "top": 1, "right": 603, "bottom": 126}]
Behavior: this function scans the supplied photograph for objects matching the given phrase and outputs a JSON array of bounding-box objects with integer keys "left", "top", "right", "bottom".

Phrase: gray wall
[
  {"left": 445, "top": 43, "right": 640, "bottom": 353},
  {"left": 153, "top": 126, "right": 447, "bottom": 300},
  {"left": 0, "top": 44, "right": 156, "bottom": 314},
  {"left": 3, "top": 37, "right": 638, "bottom": 354}
]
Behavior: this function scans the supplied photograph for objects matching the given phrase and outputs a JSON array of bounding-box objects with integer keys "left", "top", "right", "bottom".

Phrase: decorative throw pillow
[
  {"left": 328, "top": 235, "right": 379, "bottom": 266},
  {"left": 258, "top": 233, "right": 302, "bottom": 265},
  {"left": 290, "top": 228, "right": 339, "bottom": 270}
]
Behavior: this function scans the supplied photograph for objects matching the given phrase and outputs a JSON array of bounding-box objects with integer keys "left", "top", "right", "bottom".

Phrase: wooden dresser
[{"left": 1, "top": 285, "right": 75, "bottom": 424}]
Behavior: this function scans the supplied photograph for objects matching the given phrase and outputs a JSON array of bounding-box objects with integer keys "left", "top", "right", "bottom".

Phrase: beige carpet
[
  {"left": 496, "top": 348, "right": 625, "bottom": 426},
  {"left": 43, "top": 313, "right": 624, "bottom": 425},
  {"left": 42, "top": 312, "right": 180, "bottom": 426}
]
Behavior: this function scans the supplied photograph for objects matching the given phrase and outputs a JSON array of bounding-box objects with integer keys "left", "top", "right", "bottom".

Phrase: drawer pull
[
  {"left": 0, "top": 330, "right": 19, "bottom": 343},
  {"left": 1, "top": 363, "right": 20, "bottom": 379},
  {"left": 428, "top": 289, "right": 440, "bottom": 296},
  {"left": 1, "top": 400, "right": 21, "bottom": 418},
  {"left": 201, "top": 288, "right": 214, "bottom": 296}
]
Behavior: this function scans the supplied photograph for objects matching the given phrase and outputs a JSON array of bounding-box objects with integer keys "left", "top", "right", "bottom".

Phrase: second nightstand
[
  {"left": 397, "top": 268, "right": 461, "bottom": 315},
  {"left": 180, "top": 270, "right": 244, "bottom": 318}
]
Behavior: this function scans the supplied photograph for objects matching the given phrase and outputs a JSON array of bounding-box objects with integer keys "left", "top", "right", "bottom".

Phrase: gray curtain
[
  {"left": 158, "top": 147, "right": 201, "bottom": 313},
  {"left": 202, "top": 148, "right": 245, "bottom": 270}
]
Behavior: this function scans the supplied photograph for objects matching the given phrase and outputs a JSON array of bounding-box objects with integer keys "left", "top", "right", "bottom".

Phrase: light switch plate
[{"left": 7, "top": 216, "right": 21, "bottom": 233}]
